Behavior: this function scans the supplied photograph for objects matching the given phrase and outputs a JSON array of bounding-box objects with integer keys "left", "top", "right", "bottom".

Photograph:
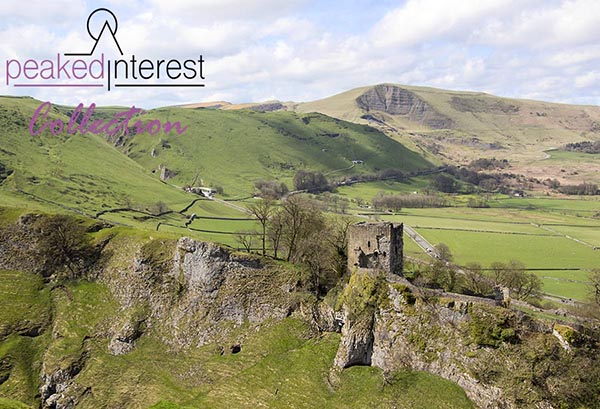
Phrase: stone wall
[{"left": 347, "top": 222, "right": 403, "bottom": 275}]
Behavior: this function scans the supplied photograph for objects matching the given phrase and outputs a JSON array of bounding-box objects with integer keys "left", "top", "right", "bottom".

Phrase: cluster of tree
[
  {"left": 310, "top": 192, "right": 350, "bottom": 214},
  {"left": 243, "top": 197, "right": 351, "bottom": 294},
  {"left": 463, "top": 260, "right": 543, "bottom": 300},
  {"left": 254, "top": 179, "right": 289, "bottom": 199},
  {"left": 410, "top": 244, "right": 542, "bottom": 301},
  {"left": 430, "top": 173, "right": 460, "bottom": 193},
  {"left": 372, "top": 192, "right": 447, "bottom": 211},
  {"left": 0, "top": 214, "right": 99, "bottom": 280},
  {"left": 293, "top": 170, "right": 333, "bottom": 193},
  {"left": 543, "top": 178, "right": 561, "bottom": 189},
  {"left": 335, "top": 167, "right": 406, "bottom": 186},
  {"left": 443, "top": 167, "right": 513, "bottom": 193},
  {"left": 563, "top": 140, "right": 600, "bottom": 154},
  {"left": 468, "top": 158, "right": 509, "bottom": 171},
  {"left": 557, "top": 183, "right": 598, "bottom": 196}
]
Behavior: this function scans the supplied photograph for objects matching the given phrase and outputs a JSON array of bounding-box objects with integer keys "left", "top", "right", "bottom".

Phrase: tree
[
  {"left": 434, "top": 243, "right": 453, "bottom": 263},
  {"left": 279, "top": 196, "right": 309, "bottom": 262},
  {"left": 235, "top": 231, "right": 256, "bottom": 253},
  {"left": 589, "top": 269, "right": 600, "bottom": 306},
  {"left": 254, "top": 179, "right": 288, "bottom": 199},
  {"left": 431, "top": 174, "right": 458, "bottom": 193},
  {"left": 268, "top": 211, "right": 284, "bottom": 259},
  {"left": 489, "top": 260, "right": 541, "bottom": 300},
  {"left": 32, "top": 215, "right": 97, "bottom": 279},
  {"left": 293, "top": 170, "right": 330, "bottom": 193},
  {"left": 248, "top": 199, "right": 274, "bottom": 256},
  {"left": 462, "top": 262, "right": 493, "bottom": 296}
]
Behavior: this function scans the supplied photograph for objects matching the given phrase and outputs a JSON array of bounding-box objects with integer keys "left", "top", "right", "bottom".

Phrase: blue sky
[{"left": 1, "top": 0, "right": 600, "bottom": 108}]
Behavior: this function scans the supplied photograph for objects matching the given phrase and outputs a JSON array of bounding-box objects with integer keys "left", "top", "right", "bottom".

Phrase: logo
[
  {"left": 5, "top": 8, "right": 206, "bottom": 91},
  {"left": 5, "top": 8, "right": 202, "bottom": 137}
]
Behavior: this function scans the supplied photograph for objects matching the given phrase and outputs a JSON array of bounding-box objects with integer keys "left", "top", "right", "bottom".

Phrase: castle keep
[{"left": 347, "top": 222, "right": 403, "bottom": 275}]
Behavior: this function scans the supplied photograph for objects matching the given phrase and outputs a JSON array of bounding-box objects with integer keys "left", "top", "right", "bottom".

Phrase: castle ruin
[{"left": 347, "top": 222, "right": 403, "bottom": 275}]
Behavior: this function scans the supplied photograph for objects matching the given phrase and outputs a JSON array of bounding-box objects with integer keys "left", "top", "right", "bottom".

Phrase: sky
[{"left": 1, "top": 0, "right": 600, "bottom": 108}]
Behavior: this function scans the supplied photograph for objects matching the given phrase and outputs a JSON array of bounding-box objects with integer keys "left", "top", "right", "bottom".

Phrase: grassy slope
[
  {"left": 0, "top": 256, "right": 473, "bottom": 409},
  {"left": 294, "top": 84, "right": 600, "bottom": 180},
  {"left": 0, "top": 96, "right": 194, "bottom": 215},
  {"left": 120, "top": 108, "right": 431, "bottom": 196},
  {"left": 0, "top": 97, "right": 264, "bottom": 246}
]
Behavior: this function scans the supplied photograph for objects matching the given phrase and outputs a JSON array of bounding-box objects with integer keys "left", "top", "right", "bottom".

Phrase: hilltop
[{"left": 188, "top": 83, "right": 600, "bottom": 185}]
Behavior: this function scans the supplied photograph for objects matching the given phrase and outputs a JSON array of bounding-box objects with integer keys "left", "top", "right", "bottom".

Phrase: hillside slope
[
  {"left": 0, "top": 96, "right": 194, "bottom": 216},
  {"left": 293, "top": 84, "right": 600, "bottom": 183},
  {"left": 114, "top": 108, "right": 432, "bottom": 196}
]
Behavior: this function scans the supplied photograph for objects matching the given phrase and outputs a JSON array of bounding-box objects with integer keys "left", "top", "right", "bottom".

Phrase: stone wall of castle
[{"left": 347, "top": 222, "right": 403, "bottom": 275}]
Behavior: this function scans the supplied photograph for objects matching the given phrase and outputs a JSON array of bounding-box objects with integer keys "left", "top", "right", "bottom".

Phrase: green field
[{"left": 368, "top": 203, "right": 600, "bottom": 301}]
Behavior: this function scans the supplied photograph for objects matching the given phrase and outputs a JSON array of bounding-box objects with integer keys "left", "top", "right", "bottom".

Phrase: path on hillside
[
  {"left": 210, "top": 197, "right": 251, "bottom": 214},
  {"left": 532, "top": 223, "right": 595, "bottom": 249},
  {"left": 324, "top": 163, "right": 355, "bottom": 176}
]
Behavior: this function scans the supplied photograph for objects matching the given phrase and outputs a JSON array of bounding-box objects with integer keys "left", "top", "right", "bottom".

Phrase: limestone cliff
[
  {"left": 332, "top": 273, "right": 600, "bottom": 409},
  {"left": 356, "top": 84, "right": 454, "bottom": 129}
]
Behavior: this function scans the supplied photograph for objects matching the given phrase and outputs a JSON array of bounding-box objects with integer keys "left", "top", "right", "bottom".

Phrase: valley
[{"left": 1, "top": 84, "right": 600, "bottom": 408}]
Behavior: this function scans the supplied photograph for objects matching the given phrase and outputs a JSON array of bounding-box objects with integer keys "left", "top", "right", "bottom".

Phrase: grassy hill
[
  {"left": 0, "top": 96, "right": 194, "bottom": 216},
  {"left": 0, "top": 95, "right": 432, "bottom": 246},
  {"left": 113, "top": 108, "right": 432, "bottom": 197},
  {"left": 293, "top": 83, "right": 600, "bottom": 184}
]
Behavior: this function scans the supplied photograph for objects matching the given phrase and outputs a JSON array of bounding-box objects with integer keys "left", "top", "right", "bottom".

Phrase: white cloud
[
  {"left": 148, "top": 0, "right": 308, "bottom": 21},
  {"left": 1, "top": 0, "right": 600, "bottom": 107},
  {"left": 0, "top": 0, "right": 85, "bottom": 22},
  {"left": 371, "top": 0, "right": 520, "bottom": 47}
]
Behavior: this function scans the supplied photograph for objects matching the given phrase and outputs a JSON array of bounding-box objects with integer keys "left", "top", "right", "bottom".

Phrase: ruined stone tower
[{"left": 347, "top": 222, "right": 403, "bottom": 275}]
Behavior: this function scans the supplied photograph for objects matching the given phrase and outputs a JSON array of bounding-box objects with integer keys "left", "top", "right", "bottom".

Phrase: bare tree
[
  {"left": 268, "top": 211, "right": 284, "bottom": 259},
  {"left": 280, "top": 196, "right": 308, "bottom": 262},
  {"left": 589, "top": 269, "right": 600, "bottom": 306},
  {"left": 248, "top": 199, "right": 274, "bottom": 256},
  {"left": 235, "top": 231, "right": 256, "bottom": 253}
]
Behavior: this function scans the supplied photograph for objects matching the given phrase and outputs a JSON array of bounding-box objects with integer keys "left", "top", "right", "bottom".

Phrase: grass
[
  {"left": 0, "top": 96, "right": 433, "bottom": 247},
  {"left": 0, "top": 270, "right": 51, "bottom": 338},
  {"left": 336, "top": 177, "right": 432, "bottom": 202},
  {"left": 0, "top": 270, "right": 52, "bottom": 406},
  {"left": 338, "top": 196, "right": 600, "bottom": 301},
  {"left": 120, "top": 108, "right": 432, "bottom": 197},
  {"left": 0, "top": 250, "right": 473, "bottom": 409}
]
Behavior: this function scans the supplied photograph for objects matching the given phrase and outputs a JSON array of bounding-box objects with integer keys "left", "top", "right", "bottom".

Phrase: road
[{"left": 404, "top": 224, "right": 437, "bottom": 257}]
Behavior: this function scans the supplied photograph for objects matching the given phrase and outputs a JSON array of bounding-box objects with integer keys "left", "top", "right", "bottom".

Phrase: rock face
[
  {"left": 356, "top": 84, "right": 453, "bottom": 129},
  {"left": 108, "top": 318, "right": 144, "bottom": 355},
  {"left": 101, "top": 237, "right": 299, "bottom": 350},
  {"left": 330, "top": 277, "right": 586, "bottom": 409},
  {"left": 159, "top": 165, "right": 176, "bottom": 181},
  {"left": 370, "top": 287, "right": 508, "bottom": 408},
  {"left": 40, "top": 351, "right": 88, "bottom": 409},
  {"left": 333, "top": 310, "right": 375, "bottom": 368}
]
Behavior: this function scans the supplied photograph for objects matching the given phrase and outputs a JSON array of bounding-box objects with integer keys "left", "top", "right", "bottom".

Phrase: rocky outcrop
[
  {"left": 370, "top": 288, "right": 508, "bottom": 408},
  {"left": 356, "top": 84, "right": 453, "bottom": 129},
  {"left": 40, "top": 351, "right": 88, "bottom": 409},
  {"left": 101, "top": 237, "right": 302, "bottom": 350},
  {"left": 333, "top": 310, "right": 375, "bottom": 368},
  {"left": 249, "top": 102, "right": 285, "bottom": 112},
  {"left": 329, "top": 275, "right": 596, "bottom": 409},
  {"left": 108, "top": 316, "right": 145, "bottom": 355},
  {"left": 159, "top": 165, "right": 177, "bottom": 181}
]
